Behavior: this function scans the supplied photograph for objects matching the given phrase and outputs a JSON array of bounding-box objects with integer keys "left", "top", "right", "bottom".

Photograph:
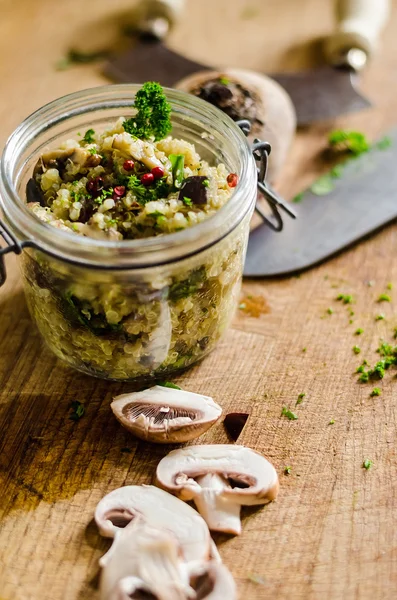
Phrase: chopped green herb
[
  {"left": 349, "top": 319, "right": 354, "bottom": 324},
  {"left": 123, "top": 82, "right": 172, "bottom": 141},
  {"left": 359, "top": 371, "right": 369, "bottom": 383},
  {"left": 310, "top": 174, "right": 335, "bottom": 196},
  {"left": 296, "top": 393, "right": 306, "bottom": 405},
  {"left": 356, "top": 360, "right": 368, "bottom": 373},
  {"left": 376, "top": 341, "right": 396, "bottom": 357},
  {"left": 281, "top": 406, "right": 298, "bottom": 420},
  {"left": 328, "top": 130, "right": 371, "bottom": 156},
  {"left": 94, "top": 187, "right": 113, "bottom": 205},
  {"left": 349, "top": 310, "right": 355, "bottom": 317},
  {"left": 302, "top": 347, "right": 307, "bottom": 353},
  {"left": 169, "top": 154, "right": 185, "bottom": 189},
  {"left": 336, "top": 294, "right": 354, "bottom": 304},
  {"left": 83, "top": 129, "right": 95, "bottom": 144},
  {"left": 370, "top": 388, "right": 381, "bottom": 397},
  {"left": 387, "top": 282, "right": 393, "bottom": 290},
  {"left": 202, "top": 179, "right": 210, "bottom": 187},
  {"left": 376, "top": 136, "right": 392, "bottom": 150},
  {"left": 126, "top": 174, "right": 170, "bottom": 205},
  {"left": 329, "top": 419, "right": 335, "bottom": 425},
  {"left": 375, "top": 314, "right": 385, "bottom": 321},
  {"left": 293, "top": 192, "right": 304, "bottom": 203},
  {"left": 88, "top": 146, "right": 98, "bottom": 155},
  {"left": 182, "top": 196, "right": 192, "bottom": 207},
  {"left": 219, "top": 76, "right": 230, "bottom": 85},
  {"left": 69, "top": 400, "right": 85, "bottom": 421},
  {"left": 363, "top": 459, "right": 373, "bottom": 470},
  {"left": 284, "top": 466, "right": 292, "bottom": 474},
  {"left": 239, "top": 303, "right": 246, "bottom": 310},
  {"left": 330, "top": 165, "right": 344, "bottom": 178},
  {"left": 368, "top": 360, "right": 387, "bottom": 379},
  {"left": 378, "top": 293, "right": 391, "bottom": 302},
  {"left": 353, "top": 345, "right": 361, "bottom": 354},
  {"left": 327, "top": 307, "right": 334, "bottom": 315},
  {"left": 355, "top": 328, "right": 363, "bottom": 335},
  {"left": 394, "top": 327, "right": 397, "bottom": 339},
  {"left": 158, "top": 381, "right": 182, "bottom": 390},
  {"left": 168, "top": 267, "right": 206, "bottom": 302}
]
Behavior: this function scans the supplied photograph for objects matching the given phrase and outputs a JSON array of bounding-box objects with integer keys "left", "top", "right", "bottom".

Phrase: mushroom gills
[
  {"left": 123, "top": 403, "right": 200, "bottom": 429},
  {"left": 155, "top": 444, "right": 279, "bottom": 535},
  {"left": 111, "top": 386, "right": 222, "bottom": 443}
]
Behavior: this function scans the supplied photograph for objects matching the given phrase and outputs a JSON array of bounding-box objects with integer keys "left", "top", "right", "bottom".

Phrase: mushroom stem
[{"left": 194, "top": 473, "right": 242, "bottom": 535}]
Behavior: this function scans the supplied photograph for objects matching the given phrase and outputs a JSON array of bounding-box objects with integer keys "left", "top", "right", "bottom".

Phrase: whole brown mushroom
[{"left": 176, "top": 68, "right": 296, "bottom": 183}]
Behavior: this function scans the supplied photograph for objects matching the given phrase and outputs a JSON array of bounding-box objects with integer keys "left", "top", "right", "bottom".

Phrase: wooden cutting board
[{"left": 1, "top": 1, "right": 397, "bottom": 599}]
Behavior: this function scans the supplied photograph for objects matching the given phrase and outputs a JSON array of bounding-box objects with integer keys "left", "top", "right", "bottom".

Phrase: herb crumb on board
[
  {"left": 363, "top": 459, "right": 373, "bottom": 470},
  {"left": 69, "top": 400, "right": 85, "bottom": 421},
  {"left": 281, "top": 407, "right": 298, "bottom": 421}
]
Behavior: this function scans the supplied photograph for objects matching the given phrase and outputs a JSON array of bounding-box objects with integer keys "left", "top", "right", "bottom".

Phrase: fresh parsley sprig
[{"left": 123, "top": 82, "right": 172, "bottom": 141}]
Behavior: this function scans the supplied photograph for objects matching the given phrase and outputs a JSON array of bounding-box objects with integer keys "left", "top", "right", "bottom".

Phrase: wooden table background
[{"left": 1, "top": 0, "right": 397, "bottom": 598}]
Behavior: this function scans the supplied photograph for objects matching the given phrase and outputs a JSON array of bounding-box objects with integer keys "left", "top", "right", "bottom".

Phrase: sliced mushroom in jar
[
  {"left": 111, "top": 385, "right": 222, "bottom": 443},
  {"left": 155, "top": 444, "right": 279, "bottom": 535}
]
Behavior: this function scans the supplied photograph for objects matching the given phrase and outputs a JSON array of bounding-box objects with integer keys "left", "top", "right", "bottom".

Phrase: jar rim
[{"left": 0, "top": 84, "right": 256, "bottom": 269}]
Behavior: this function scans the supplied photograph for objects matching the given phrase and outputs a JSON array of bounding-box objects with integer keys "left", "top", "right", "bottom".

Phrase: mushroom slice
[
  {"left": 155, "top": 445, "right": 279, "bottom": 535},
  {"left": 111, "top": 386, "right": 222, "bottom": 443},
  {"left": 95, "top": 484, "right": 213, "bottom": 564},
  {"left": 100, "top": 520, "right": 194, "bottom": 600}
]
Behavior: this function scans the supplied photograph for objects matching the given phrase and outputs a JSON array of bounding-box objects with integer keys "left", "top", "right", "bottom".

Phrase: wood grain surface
[{"left": 1, "top": 0, "right": 397, "bottom": 599}]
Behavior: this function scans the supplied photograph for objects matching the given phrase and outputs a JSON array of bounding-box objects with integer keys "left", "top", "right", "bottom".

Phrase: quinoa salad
[
  {"left": 22, "top": 83, "right": 247, "bottom": 380},
  {"left": 27, "top": 87, "right": 237, "bottom": 240}
]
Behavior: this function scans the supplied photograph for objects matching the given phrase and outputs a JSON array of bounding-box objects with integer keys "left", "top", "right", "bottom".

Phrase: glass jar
[{"left": 0, "top": 85, "right": 257, "bottom": 381}]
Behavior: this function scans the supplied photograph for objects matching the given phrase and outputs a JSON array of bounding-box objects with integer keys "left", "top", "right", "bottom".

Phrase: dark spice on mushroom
[{"left": 190, "top": 77, "right": 264, "bottom": 133}]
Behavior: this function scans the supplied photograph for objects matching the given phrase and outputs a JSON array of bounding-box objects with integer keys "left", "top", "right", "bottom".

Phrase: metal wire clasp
[
  {"left": 0, "top": 219, "right": 25, "bottom": 286},
  {"left": 237, "top": 120, "right": 297, "bottom": 231}
]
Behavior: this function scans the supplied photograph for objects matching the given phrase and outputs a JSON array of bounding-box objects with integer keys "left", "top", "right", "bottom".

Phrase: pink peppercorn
[
  {"left": 227, "top": 173, "right": 238, "bottom": 188},
  {"left": 141, "top": 173, "right": 154, "bottom": 186},
  {"left": 113, "top": 186, "right": 126, "bottom": 197},
  {"left": 151, "top": 166, "right": 165, "bottom": 180},
  {"left": 123, "top": 159, "right": 135, "bottom": 172}
]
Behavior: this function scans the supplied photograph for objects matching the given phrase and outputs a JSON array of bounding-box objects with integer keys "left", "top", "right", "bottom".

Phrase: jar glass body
[{"left": 0, "top": 85, "right": 256, "bottom": 381}]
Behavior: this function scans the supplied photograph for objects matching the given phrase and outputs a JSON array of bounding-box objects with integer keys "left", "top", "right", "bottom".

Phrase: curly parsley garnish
[{"left": 123, "top": 82, "right": 172, "bottom": 141}]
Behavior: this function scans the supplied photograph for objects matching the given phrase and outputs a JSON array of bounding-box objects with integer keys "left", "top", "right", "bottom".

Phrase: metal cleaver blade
[
  {"left": 271, "top": 66, "right": 371, "bottom": 126},
  {"left": 244, "top": 128, "right": 397, "bottom": 278},
  {"left": 105, "top": 39, "right": 209, "bottom": 88}
]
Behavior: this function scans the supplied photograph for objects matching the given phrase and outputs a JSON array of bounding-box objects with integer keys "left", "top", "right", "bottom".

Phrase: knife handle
[
  {"left": 133, "top": 0, "right": 185, "bottom": 40},
  {"left": 324, "top": 0, "right": 391, "bottom": 69}
]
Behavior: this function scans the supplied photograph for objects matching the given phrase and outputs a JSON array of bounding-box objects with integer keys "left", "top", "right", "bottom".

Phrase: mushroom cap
[
  {"left": 95, "top": 484, "right": 212, "bottom": 564},
  {"left": 111, "top": 386, "right": 222, "bottom": 443},
  {"left": 155, "top": 444, "right": 279, "bottom": 505}
]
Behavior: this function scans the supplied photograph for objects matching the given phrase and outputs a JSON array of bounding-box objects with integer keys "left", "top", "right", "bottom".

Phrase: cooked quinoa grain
[{"left": 28, "top": 118, "right": 233, "bottom": 240}]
